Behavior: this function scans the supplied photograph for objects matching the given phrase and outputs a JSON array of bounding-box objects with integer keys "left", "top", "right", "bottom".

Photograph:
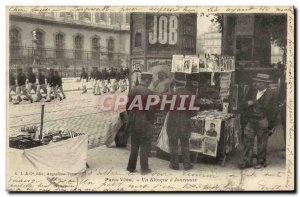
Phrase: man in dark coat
[
  {"left": 26, "top": 67, "right": 37, "bottom": 95},
  {"left": 55, "top": 70, "right": 66, "bottom": 99},
  {"left": 36, "top": 68, "right": 47, "bottom": 102},
  {"left": 46, "top": 69, "right": 62, "bottom": 102},
  {"left": 239, "top": 73, "right": 278, "bottom": 169},
  {"left": 166, "top": 79, "right": 198, "bottom": 170},
  {"left": 90, "top": 67, "right": 98, "bottom": 94},
  {"left": 9, "top": 69, "right": 17, "bottom": 102},
  {"left": 16, "top": 68, "right": 33, "bottom": 103},
  {"left": 80, "top": 67, "right": 89, "bottom": 93},
  {"left": 126, "top": 72, "right": 155, "bottom": 175}
]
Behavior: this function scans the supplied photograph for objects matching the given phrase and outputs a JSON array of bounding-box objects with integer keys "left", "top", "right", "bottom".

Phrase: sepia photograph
[{"left": 5, "top": 5, "right": 294, "bottom": 192}]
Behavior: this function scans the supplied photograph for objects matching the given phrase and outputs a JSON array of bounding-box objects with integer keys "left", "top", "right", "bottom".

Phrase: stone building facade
[{"left": 9, "top": 12, "right": 130, "bottom": 76}]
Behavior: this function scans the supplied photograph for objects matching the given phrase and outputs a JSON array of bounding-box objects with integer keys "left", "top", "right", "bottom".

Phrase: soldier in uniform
[
  {"left": 126, "top": 72, "right": 155, "bottom": 175},
  {"left": 36, "top": 68, "right": 47, "bottom": 102},
  {"left": 90, "top": 67, "right": 98, "bottom": 94},
  {"left": 108, "top": 67, "right": 117, "bottom": 93},
  {"left": 95, "top": 68, "right": 102, "bottom": 95},
  {"left": 55, "top": 70, "right": 66, "bottom": 99},
  {"left": 46, "top": 69, "right": 62, "bottom": 102},
  {"left": 80, "top": 67, "right": 89, "bottom": 94},
  {"left": 238, "top": 73, "right": 278, "bottom": 169},
  {"left": 26, "top": 67, "right": 38, "bottom": 97},
  {"left": 101, "top": 68, "right": 109, "bottom": 93},
  {"left": 9, "top": 69, "right": 17, "bottom": 102},
  {"left": 16, "top": 68, "right": 33, "bottom": 103},
  {"left": 118, "top": 68, "right": 127, "bottom": 92}
]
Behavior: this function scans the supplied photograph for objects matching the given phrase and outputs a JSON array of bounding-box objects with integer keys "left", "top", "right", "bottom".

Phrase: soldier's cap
[
  {"left": 17, "top": 68, "right": 23, "bottom": 72},
  {"left": 210, "top": 123, "right": 216, "bottom": 126},
  {"left": 141, "top": 72, "right": 153, "bottom": 80},
  {"left": 253, "top": 73, "right": 273, "bottom": 83}
]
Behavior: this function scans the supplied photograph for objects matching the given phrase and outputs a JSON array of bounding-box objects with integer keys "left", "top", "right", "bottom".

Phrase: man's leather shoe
[
  {"left": 126, "top": 167, "right": 136, "bottom": 173},
  {"left": 254, "top": 162, "right": 266, "bottom": 169},
  {"left": 238, "top": 163, "right": 252, "bottom": 169},
  {"left": 169, "top": 163, "right": 179, "bottom": 170},
  {"left": 183, "top": 164, "right": 193, "bottom": 171}
]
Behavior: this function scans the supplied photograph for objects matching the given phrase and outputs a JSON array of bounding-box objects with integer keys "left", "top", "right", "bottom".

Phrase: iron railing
[{"left": 9, "top": 45, "right": 130, "bottom": 77}]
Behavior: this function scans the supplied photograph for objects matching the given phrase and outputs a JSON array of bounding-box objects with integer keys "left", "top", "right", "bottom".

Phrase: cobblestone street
[{"left": 8, "top": 80, "right": 124, "bottom": 149}]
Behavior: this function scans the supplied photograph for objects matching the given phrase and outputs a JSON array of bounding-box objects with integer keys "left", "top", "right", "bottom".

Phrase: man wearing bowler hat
[
  {"left": 239, "top": 73, "right": 278, "bottom": 169},
  {"left": 126, "top": 72, "right": 155, "bottom": 175}
]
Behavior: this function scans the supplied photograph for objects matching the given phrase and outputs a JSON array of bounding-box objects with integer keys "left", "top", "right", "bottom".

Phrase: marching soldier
[
  {"left": 36, "top": 68, "right": 47, "bottom": 102},
  {"left": 238, "top": 73, "right": 278, "bottom": 169},
  {"left": 26, "top": 67, "right": 38, "bottom": 96},
  {"left": 119, "top": 68, "right": 127, "bottom": 92},
  {"left": 166, "top": 79, "right": 197, "bottom": 171},
  {"left": 90, "top": 67, "right": 98, "bottom": 94},
  {"left": 95, "top": 68, "right": 103, "bottom": 95},
  {"left": 126, "top": 72, "right": 155, "bottom": 175},
  {"left": 55, "top": 70, "right": 66, "bottom": 99},
  {"left": 46, "top": 69, "right": 62, "bottom": 102},
  {"left": 101, "top": 68, "right": 109, "bottom": 93},
  {"left": 108, "top": 67, "right": 117, "bottom": 93},
  {"left": 9, "top": 69, "right": 17, "bottom": 102},
  {"left": 80, "top": 67, "right": 89, "bottom": 94},
  {"left": 16, "top": 68, "right": 33, "bottom": 103}
]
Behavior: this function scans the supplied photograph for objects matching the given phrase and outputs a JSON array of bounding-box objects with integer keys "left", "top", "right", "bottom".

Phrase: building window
[
  {"left": 9, "top": 27, "right": 21, "bottom": 58},
  {"left": 74, "top": 35, "right": 83, "bottom": 59},
  {"left": 91, "top": 36, "right": 100, "bottom": 60},
  {"left": 55, "top": 33, "right": 65, "bottom": 59},
  {"left": 95, "top": 13, "right": 107, "bottom": 23},
  {"left": 79, "top": 12, "right": 91, "bottom": 22},
  {"left": 107, "top": 38, "right": 114, "bottom": 59}
]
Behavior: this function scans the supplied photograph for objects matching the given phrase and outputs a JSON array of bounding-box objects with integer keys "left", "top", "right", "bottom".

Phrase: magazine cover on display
[{"left": 6, "top": 6, "right": 294, "bottom": 192}]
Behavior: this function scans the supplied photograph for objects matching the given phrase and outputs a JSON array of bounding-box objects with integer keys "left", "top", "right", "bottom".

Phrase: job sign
[{"left": 149, "top": 15, "right": 178, "bottom": 45}]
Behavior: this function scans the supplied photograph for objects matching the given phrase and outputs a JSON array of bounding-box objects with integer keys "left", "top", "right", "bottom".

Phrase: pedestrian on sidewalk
[
  {"left": 238, "top": 73, "right": 278, "bottom": 169},
  {"left": 126, "top": 72, "right": 155, "bottom": 175}
]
